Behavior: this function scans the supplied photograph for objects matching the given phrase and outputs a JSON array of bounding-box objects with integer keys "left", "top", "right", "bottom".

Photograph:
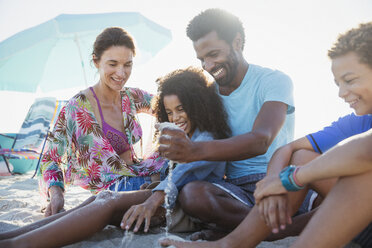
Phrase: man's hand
[
  {"left": 254, "top": 175, "right": 287, "bottom": 204},
  {"left": 254, "top": 175, "right": 291, "bottom": 233},
  {"left": 157, "top": 126, "right": 197, "bottom": 163},
  {"left": 45, "top": 186, "right": 64, "bottom": 217},
  {"left": 121, "top": 191, "right": 165, "bottom": 233},
  {"left": 257, "top": 195, "right": 292, "bottom": 233}
]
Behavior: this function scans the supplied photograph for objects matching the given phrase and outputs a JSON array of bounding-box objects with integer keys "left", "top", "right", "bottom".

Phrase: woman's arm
[{"left": 39, "top": 107, "right": 68, "bottom": 216}]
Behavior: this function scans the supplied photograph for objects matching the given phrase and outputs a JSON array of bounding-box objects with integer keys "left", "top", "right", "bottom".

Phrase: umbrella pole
[{"left": 74, "top": 34, "right": 88, "bottom": 88}]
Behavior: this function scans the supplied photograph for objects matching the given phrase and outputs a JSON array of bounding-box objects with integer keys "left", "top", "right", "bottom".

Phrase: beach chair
[{"left": 0, "top": 98, "right": 66, "bottom": 176}]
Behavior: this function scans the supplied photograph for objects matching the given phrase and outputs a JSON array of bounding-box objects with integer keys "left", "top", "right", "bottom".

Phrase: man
[{"left": 158, "top": 8, "right": 304, "bottom": 240}]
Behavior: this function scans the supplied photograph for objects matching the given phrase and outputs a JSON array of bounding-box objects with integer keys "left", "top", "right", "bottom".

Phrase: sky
[{"left": 0, "top": 0, "right": 371, "bottom": 139}]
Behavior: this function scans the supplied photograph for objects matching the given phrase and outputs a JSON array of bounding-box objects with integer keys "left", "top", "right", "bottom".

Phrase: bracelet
[
  {"left": 293, "top": 166, "right": 304, "bottom": 187},
  {"left": 279, "top": 165, "right": 305, "bottom": 191}
]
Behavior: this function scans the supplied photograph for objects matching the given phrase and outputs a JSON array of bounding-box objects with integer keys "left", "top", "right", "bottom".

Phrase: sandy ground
[{"left": 0, "top": 173, "right": 359, "bottom": 248}]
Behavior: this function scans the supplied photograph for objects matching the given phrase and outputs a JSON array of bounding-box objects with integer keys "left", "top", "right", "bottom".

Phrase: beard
[{"left": 214, "top": 51, "right": 239, "bottom": 87}]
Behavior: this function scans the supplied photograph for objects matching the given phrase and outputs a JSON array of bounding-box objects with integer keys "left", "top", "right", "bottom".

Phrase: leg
[
  {"left": 0, "top": 195, "right": 96, "bottom": 240},
  {"left": 292, "top": 170, "right": 372, "bottom": 248},
  {"left": 160, "top": 187, "right": 320, "bottom": 248},
  {"left": 160, "top": 204, "right": 274, "bottom": 248},
  {"left": 178, "top": 181, "right": 250, "bottom": 230},
  {"left": 270, "top": 149, "right": 337, "bottom": 239},
  {"left": 179, "top": 150, "right": 321, "bottom": 232},
  {"left": 158, "top": 150, "right": 332, "bottom": 247},
  {"left": 0, "top": 190, "right": 152, "bottom": 248}
]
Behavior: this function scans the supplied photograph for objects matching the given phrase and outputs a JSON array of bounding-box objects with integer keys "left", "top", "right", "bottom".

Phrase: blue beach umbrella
[{"left": 0, "top": 12, "right": 172, "bottom": 92}]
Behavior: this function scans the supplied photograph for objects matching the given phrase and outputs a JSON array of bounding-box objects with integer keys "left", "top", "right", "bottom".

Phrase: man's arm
[{"left": 159, "top": 101, "right": 287, "bottom": 163}]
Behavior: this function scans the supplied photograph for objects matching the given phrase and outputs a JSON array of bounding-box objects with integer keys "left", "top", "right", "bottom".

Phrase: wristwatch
[{"left": 279, "top": 165, "right": 305, "bottom": 191}]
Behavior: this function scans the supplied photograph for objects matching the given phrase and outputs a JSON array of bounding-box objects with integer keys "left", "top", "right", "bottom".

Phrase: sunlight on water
[{"left": 121, "top": 229, "right": 134, "bottom": 248}]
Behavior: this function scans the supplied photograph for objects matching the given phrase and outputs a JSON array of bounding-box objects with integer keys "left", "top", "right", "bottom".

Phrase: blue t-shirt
[
  {"left": 218, "top": 64, "right": 295, "bottom": 179},
  {"left": 307, "top": 113, "right": 372, "bottom": 153}
]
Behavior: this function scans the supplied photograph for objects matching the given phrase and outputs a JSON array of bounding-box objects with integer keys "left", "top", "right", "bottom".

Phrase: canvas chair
[{"left": 0, "top": 97, "right": 67, "bottom": 176}]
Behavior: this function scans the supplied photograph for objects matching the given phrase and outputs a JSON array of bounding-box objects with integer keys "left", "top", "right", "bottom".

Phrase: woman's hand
[
  {"left": 121, "top": 191, "right": 165, "bottom": 232},
  {"left": 45, "top": 186, "right": 64, "bottom": 217}
]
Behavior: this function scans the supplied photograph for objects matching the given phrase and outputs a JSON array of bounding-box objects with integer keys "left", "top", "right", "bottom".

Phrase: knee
[
  {"left": 179, "top": 181, "right": 212, "bottom": 212},
  {"left": 290, "top": 149, "right": 319, "bottom": 166},
  {"left": 94, "top": 191, "right": 118, "bottom": 208}
]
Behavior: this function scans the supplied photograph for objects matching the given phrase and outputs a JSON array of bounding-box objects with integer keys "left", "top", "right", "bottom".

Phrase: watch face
[{"left": 280, "top": 165, "right": 303, "bottom": 191}]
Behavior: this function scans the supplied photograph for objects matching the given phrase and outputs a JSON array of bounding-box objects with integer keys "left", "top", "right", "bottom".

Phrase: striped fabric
[
  {"left": 13, "top": 97, "right": 56, "bottom": 150},
  {"left": 0, "top": 148, "right": 39, "bottom": 159},
  {"left": 0, "top": 97, "right": 63, "bottom": 161},
  {"left": 50, "top": 100, "right": 68, "bottom": 128}
]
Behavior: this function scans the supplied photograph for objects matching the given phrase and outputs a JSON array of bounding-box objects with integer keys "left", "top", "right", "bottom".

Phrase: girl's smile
[{"left": 163, "top": 94, "right": 194, "bottom": 137}]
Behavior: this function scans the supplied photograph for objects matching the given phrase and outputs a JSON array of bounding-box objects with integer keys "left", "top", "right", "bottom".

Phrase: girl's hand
[
  {"left": 121, "top": 191, "right": 165, "bottom": 232},
  {"left": 254, "top": 175, "right": 287, "bottom": 204}
]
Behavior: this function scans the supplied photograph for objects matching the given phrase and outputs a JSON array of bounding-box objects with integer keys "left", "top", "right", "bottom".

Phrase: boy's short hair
[{"left": 328, "top": 22, "right": 372, "bottom": 67}]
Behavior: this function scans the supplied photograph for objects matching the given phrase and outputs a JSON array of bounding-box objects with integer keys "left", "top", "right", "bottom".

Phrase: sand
[{"left": 0, "top": 173, "right": 359, "bottom": 248}]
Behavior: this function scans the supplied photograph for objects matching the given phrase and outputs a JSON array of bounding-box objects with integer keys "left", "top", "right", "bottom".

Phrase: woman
[
  {"left": 0, "top": 67, "right": 231, "bottom": 247},
  {"left": 39, "top": 27, "right": 167, "bottom": 217},
  {"left": 159, "top": 22, "right": 372, "bottom": 248}
]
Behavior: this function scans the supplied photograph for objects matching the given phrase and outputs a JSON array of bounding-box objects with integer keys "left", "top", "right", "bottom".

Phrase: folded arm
[{"left": 255, "top": 129, "right": 372, "bottom": 202}]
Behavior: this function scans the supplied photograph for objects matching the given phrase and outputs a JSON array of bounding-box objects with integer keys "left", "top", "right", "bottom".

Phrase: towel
[{"left": 13, "top": 97, "right": 56, "bottom": 150}]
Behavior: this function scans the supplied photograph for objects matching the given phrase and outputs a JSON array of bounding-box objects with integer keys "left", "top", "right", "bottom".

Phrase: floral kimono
[{"left": 39, "top": 87, "right": 166, "bottom": 196}]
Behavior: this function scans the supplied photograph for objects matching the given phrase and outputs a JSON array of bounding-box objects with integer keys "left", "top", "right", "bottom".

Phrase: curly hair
[
  {"left": 152, "top": 67, "right": 231, "bottom": 139},
  {"left": 328, "top": 22, "right": 372, "bottom": 68},
  {"left": 186, "top": 8, "right": 245, "bottom": 50},
  {"left": 92, "top": 27, "right": 136, "bottom": 62}
]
